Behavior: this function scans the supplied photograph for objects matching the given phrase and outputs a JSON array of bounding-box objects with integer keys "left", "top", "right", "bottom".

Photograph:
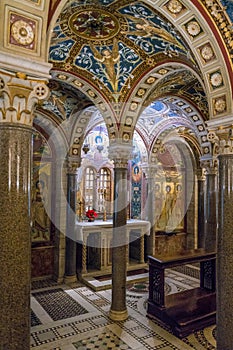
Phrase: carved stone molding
[
  {"left": 141, "top": 163, "right": 157, "bottom": 180},
  {"left": 207, "top": 126, "right": 233, "bottom": 155},
  {"left": 0, "top": 71, "right": 50, "bottom": 126},
  {"left": 66, "top": 156, "right": 81, "bottom": 174},
  {"left": 109, "top": 142, "right": 132, "bottom": 169},
  {"left": 201, "top": 158, "right": 218, "bottom": 175},
  {"left": 196, "top": 168, "right": 206, "bottom": 181}
]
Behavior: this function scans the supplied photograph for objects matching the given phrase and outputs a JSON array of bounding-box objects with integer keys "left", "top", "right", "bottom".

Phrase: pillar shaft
[
  {"left": 217, "top": 154, "right": 233, "bottom": 350},
  {"left": 0, "top": 71, "right": 49, "bottom": 350},
  {"left": 0, "top": 124, "right": 32, "bottom": 350},
  {"left": 65, "top": 159, "right": 79, "bottom": 283},
  {"left": 146, "top": 175, "right": 155, "bottom": 257},
  {"left": 109, "top": 143, "right": 132, "bottom": 321},
  {"left": 110, "top": 165, "right": 128, "bottom": 319},
  {"left": 197, "top": 170, "right": 205, "bottom": 248},
  {"left": 205, "top": 171, "right": 217, "bottom": 252}
]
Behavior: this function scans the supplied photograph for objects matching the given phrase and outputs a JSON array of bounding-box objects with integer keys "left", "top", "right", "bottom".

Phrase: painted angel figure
[
  {"left": 121, "top": 16, "right": 184, "bottom": 50},
  {"left": 90, "top": 38, "right": 120, "bottom": 92}
]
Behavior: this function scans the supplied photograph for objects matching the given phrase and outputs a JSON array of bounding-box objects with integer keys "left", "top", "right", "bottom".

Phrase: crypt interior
[{"left": 0, "top": 0, "right": 233, "bottom": 349}]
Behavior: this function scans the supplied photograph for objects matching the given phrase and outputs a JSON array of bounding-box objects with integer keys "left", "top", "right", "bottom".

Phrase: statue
[
  {"left": 157, "top": 184, "right": 176, "bottom": 232},
  {"left": 90, "top": 38, "right": 120, "bottom": 92},
  {"left": 32, "top": 180, "right": 50, "bottom": 241}
]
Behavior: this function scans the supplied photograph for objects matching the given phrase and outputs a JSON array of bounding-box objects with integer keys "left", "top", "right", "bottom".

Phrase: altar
[{"left": 75, "top": 219, "right": 150, "bottom": 277}]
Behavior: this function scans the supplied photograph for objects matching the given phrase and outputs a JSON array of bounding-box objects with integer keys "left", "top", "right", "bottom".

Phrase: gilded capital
[
  {"left": 208, "top": 125, "right": 233, "bottom": 156},
  {"left": 201, "top": 158, "right": 218, "bottom": 175},
  {"left": 0, "top": 71, "right": 50, "bottom": 126},
  {"left": 66, "top": 156, "right": 81, "bottom": 174},
  {"left": 108, "top": 142, "right": 132, "bottom": 169},
  {"left": 141, "top": 163, "right": 157, "bottom": 179},
  {"left": 196, "top": 168, "right": 206, "bottom": 181}
]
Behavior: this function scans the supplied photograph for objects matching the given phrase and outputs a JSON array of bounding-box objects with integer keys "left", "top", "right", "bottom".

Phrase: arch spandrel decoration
[
  {"left": 49, "top": 1, "right": 197, "bottom": 98},
  {"left": 46, "top": 0, "right": 232, "bottom": 126}
]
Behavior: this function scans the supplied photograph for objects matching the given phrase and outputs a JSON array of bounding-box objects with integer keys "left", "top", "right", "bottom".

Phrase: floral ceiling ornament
[
  {"left": 213, "top": 96, "right": 227, "bottom": 114},
  {"left": 69, "top": 9, "right": 120, "bottom": 40},
  {"left": 185, "top": 20, "right": 202, "bottom": 37},
  {"left": 209, "top": 71, "right": 223, "bottom": 88},
  {"left": 50, "top": 1, "right": 195, "bottom": 100},
  {"left": 167, "top": 0, "right": 183, "bottom": 14},
  {"left": 199, "top": 43, "right": 215, "bottom": 62}
]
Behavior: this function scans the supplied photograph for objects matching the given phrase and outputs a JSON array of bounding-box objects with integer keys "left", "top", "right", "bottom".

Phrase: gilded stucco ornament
[
  {"left": 11, "top": 19, "right": 34, "bottom": 46},
  {"left": 0, "top": 72, "right": 49, "bottom": 125},
  {"left": 167, "top": 0, "right": 183, "bottom": 14},
  {"left": 69, "top": 9, "right": 120, "bottom": 40},
  {"left": 214, "top": 96, "right": 226, "bottom": 114},
  {"left": 200, "top": 44, "right": 215, "bottom": 61},
  {"left": 210, "top": 71, "right": 223, "bottom": 88},
  {"left": 207, "top": 128, "right": 233, "bottom": 155},
  {"left": 186, "top": 20, "right": 201, "bottom": 37}
]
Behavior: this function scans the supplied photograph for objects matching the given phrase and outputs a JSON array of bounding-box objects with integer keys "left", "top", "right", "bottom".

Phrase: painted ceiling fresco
[
  {"left": 49, "top": 0, "right": 197, "bottom": 102},
  {"left": 220, "top": 0, "right": 233, "bottom": 21},
  {"left": 144, "top": 69, "right": 208, "bottom": 120},
  {"left": 41, "top": 80, "right": 92, "bottom": 120}
]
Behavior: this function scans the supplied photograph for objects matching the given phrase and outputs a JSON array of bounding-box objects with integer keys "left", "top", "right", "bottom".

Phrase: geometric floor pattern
[
  {"left": 32, "top": 288, "right": 88, "bottom": 321},
  {"left": 31, "top": 266, "right": 216, "bottom": 349}
]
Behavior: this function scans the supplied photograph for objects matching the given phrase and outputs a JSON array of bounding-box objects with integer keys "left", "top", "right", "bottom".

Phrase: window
[
  {"left": 83, "top": 167, "right": 95, "bottom": 211},
  {"left": 98, "top": 168, "right": 112, "bottom": 214}
]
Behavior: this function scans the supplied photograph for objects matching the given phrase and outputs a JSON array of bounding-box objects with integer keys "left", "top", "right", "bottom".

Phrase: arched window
[
  {"left": 97, "top": 168, "right": 112, "bottom": 215},
  {"left": 83, "top": 167, "right": 96, "bottom": 211}
]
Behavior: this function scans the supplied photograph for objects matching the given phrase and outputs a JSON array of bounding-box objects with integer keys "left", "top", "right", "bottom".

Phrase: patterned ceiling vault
[
  {"left": 220, "top": 0, "right": 233, "bottom": 22},
  {"left": 41, "top": 80, "right": 93, "bottom": 120},
  {"left": 145, "top": 69, "right": 208, "bottom": 120},
  {"left": 49, "top": 0, "right": 197, "bottom": 101},
  {"left": 136, "top": 96, "right": 209, "bottom": 155}
]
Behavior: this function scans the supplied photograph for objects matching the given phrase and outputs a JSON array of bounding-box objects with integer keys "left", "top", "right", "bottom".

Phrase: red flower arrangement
[{"left": 86, "top": 209, "right": 98, "bottom": 220}]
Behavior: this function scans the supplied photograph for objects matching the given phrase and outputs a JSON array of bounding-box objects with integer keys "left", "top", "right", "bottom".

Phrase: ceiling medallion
[
  {"left": 186, "top": 20, "right": 201, "bottom": 37},
  {"left": 200, "top": 44, "right": 214, "bottom": 61},
  {"left": 69, "top": 9, "right": 120, "bottom": 40},
  {"left": 167, "top": 0, "right": 183, "bottom": 14},
  {"left": 214, "top": 97, "right": 226, "bottom": 113},
  {"left": 11, "top": 19, "right": 35, "bottom": 46},
  {"left": 210, "top": 72, "right": 223, "bottom": 87}
]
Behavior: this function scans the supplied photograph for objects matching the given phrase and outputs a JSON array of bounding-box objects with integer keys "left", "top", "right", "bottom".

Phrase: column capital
[
  {"left": 0, "top": 70, "right": 50, "bottom": 126},
  {"left": 196, "top": 167, "right": 206, "bottom": 181},
  {"left": 108, "top": 142, "right": 132, "bottom": 168},
  {"left": 207, "top": 125, "right": 233, "bottom": 156},
  {"left": 200, "top": 157, "right": 218, "bottom": 175},
  {"left": 141, "top": 163, "right": 157, "bottom": 179},
  {"left": 66, "top": 156, "right": 81, "bottom": 174}
]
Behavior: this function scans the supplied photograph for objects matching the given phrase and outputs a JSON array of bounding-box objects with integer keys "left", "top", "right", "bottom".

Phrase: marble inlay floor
[{"left": 31, "top": 267, "right": 216, "bottom": 349}]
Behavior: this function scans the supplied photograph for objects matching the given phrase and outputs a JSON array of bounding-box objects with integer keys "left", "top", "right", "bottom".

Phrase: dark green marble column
[
  {"left": 144, "top": 166, "right": 155, "bottom": 258},
  {"left": 203, "top": 160, "right": 218, "bottom": 252},
  {"left": 0, "top": 72, "right": 49, "bottom": 350},
  {"left": 64, "top": 158, "right": 80, "bottom": 284},
  {"left": 0, "top": 124, "right": 32, "bottom": 350},
  {"left": 217, "top": 154, "right": 233, "bottom": 350},
  {"left": 197, "top": 168, "right": 205, "bottom": 248},
  {"left": 109, "top": 144, "right": 131, "bottom": 321}
]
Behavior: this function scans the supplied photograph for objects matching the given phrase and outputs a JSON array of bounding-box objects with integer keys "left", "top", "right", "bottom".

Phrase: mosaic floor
[{"left": 31, "top": 266, "right": 216, "bottom": 350}]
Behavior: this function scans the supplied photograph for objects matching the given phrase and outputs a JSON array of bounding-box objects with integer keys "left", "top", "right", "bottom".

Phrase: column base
[
  {"left": 109, "top": 308, "right": 128, "bottom": 321},
  {"left": 64, "top": 274, "right": 77, "bottom": 284}
]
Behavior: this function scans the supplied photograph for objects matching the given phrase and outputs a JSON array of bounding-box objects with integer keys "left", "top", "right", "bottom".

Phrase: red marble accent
[{"left": 32, "top": 246, "right": 54, "bottom": 278}]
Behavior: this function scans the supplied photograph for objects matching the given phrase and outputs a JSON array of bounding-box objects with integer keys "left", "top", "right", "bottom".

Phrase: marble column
[
  {"left": 109, "top": 143, "right": 132, "bottom": 321},
  {"left": 202, "top": 159, "right": 218, "bottom": 252},
  {"left": 142, "top": 165, "right": 155, "bottom": 258},
  {"left": 64, "top": 157, "right": 80, "bottom": 284},
  {"left": 53, "top": 158, "right": 66, "bottom": 283},
  {"left": 197, "top": 168, "right": 206, "bottom": 248},
  {"left": 0, "top": 72, "right": 49, "bottom": 349},
  {"left": 217, "top": 153, "right": 233, "bottom": 350}
]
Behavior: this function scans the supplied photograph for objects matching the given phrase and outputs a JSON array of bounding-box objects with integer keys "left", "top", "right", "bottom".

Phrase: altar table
[{"left": 75, "top": 219, "right": 150, "bottom": 275}]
